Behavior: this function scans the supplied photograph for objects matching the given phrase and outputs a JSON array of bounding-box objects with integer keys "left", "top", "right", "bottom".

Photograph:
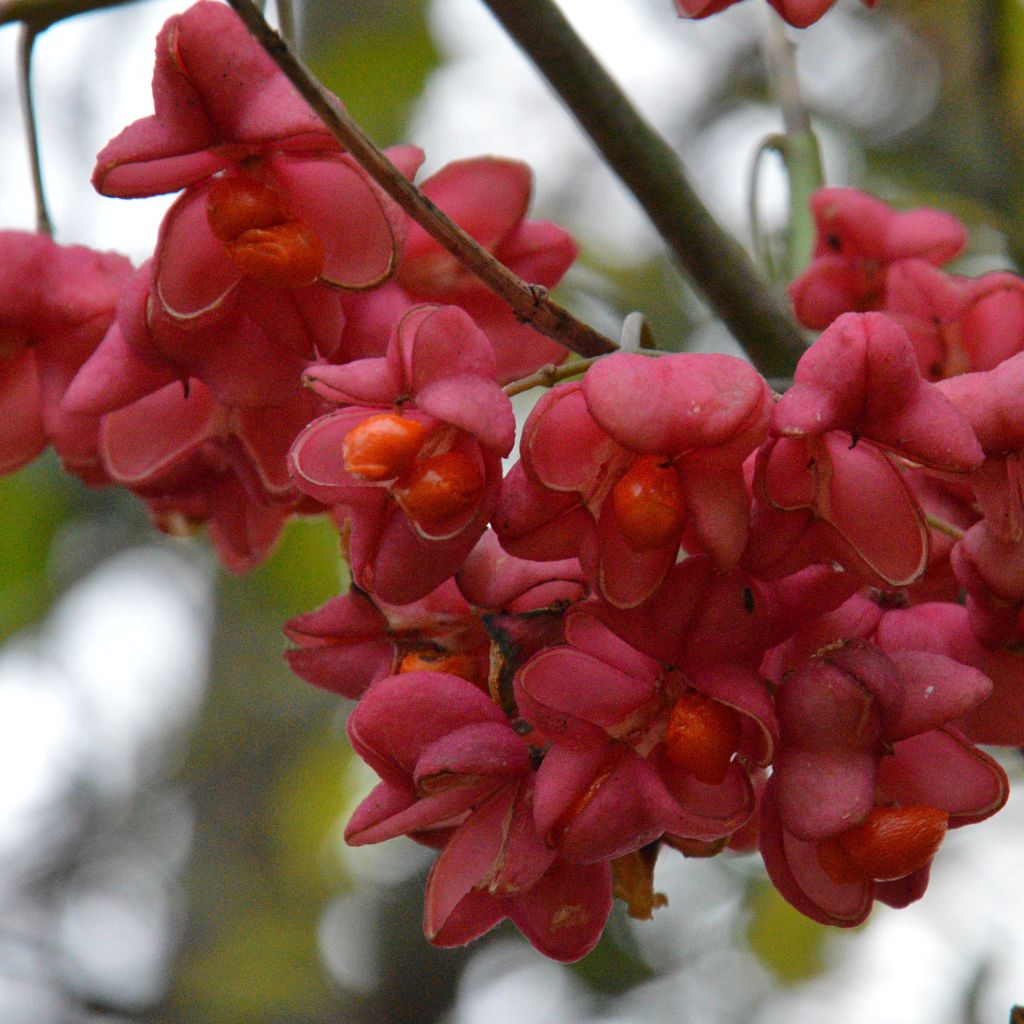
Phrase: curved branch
[{"left": 479, "top": 0, "right": 806, "bottom": 377}]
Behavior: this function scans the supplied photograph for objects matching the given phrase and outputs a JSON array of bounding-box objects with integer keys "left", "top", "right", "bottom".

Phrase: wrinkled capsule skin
[{"left": 816, "top": 806, "right": 949, "bottom": 884}]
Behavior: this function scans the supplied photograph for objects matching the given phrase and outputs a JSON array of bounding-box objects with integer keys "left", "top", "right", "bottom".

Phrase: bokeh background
[{"left": 2, "top": 1, "right": 1024, "bottom": 1020}]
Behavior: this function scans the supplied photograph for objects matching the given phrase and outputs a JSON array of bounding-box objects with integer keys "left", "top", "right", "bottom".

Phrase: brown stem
[
  {"left": 479, "top": 0, "right": 806, "bottom": 378},
  {"left": 224, "top": 0, "right": 618, "bottom": 360}
]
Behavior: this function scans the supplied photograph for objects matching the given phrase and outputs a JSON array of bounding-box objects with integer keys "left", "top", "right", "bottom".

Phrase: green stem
[
  {"left": 749, "top": 129, "right": 823, "bottom": 286},
  {"left": 925, "top": 512, "right": 965, "bottom": 542},
  {"left": 760, "top": 9, "right": 823, "bottom": 281},
  {"left": 225, "top": 0, "right": 618, "bottom": 360},
  {"left": 503, "top": 356, "right": 602, "bottom": 397},
  {"left": 478, "top": 0, "right": 806, "bottom": 378},
  {"left": 503, "top": 340, "right": 671, "bottom": 396},
  {"left": 18, "top": 25, "right": 52, "bottom": 236},
  {"left": 748, "top": 137, "right": 783, "bottom": 283},
  {"left": 779, "top": 129, "right": 824, "bottom": 281}
]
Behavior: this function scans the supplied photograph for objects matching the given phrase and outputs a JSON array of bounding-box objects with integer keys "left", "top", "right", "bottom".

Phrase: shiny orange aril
[
  {"left": 663, "top": 691, "right": 742, "bottom": 785},
  {"left": 611, "top": 455, "right": 686, "bottom": 551},
  {"left": 342, "top": 413, "right": 429, "bottom": 482},
  {"left": 816, "top": 805, "right": 949, "bottom": 885},
  {"left": 395, "top": 451, "right": 484, "bottom": 529},
  {"left": 398, "top": 649, "right": 479, "bottom": 683},
  {"left": 206, "top": 176, "right": 325, "bottom": 288},
  {"left": 225, "top": 221, "right": 325, "bottom": 289},
  {"left": 206, "top": 176, "right": 288, "bottom": 242}
]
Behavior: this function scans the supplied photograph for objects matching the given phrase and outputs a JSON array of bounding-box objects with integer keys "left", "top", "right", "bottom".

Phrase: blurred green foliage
[
  {"left": 174, "top": 894, "right": 332, "bottom": 1023},
  {"left": 305, "top": 1, "right": 438, "bottom": 147},
  {"left": 745, "top": 879, "right": 829, "bottom": 983},
  {"left": 0, "top": 458, "right": 66, "bottom": 639},
  {"left": 268, "top": 731, "right": 356, "bottom": 898},
  {"left": 244, "top": 514, "right": 346, "bottom": 621}
]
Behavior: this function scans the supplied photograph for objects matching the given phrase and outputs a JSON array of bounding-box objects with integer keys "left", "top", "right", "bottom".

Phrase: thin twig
[
  {"left": 925, "top": 512, "right": 965, "bottom": 542},
  {"left": 503, "top": 343, "right": 670, "bottom": 396},
  {"left": 225, "top": 0, "right": 618, "bottom": 360},
  {"left": 17, "top": 24, "right": 52, "bottom": 236},
  {"left": 478, "top": 0, "right": 806, "bottom": 378},
  {"left": 503, "top": 356, "right": 601, "bottom": 397}
]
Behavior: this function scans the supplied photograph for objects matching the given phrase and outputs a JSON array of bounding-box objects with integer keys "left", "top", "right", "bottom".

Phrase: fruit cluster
[{"left": 3, "top": 0, "right": 1021, "bottom": 964}]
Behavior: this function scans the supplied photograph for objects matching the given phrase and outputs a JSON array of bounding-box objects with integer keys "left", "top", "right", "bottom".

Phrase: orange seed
[
  {"left": 206, "top": 176, "right": 288, "bottom": 242},
  {"left": 663, "top": 691, "right": 742, "bottom": 785},
  {"left": 206, "top": 175, "right": 324, "bottom": 288},
  {"left": 816, "top": 805, "right": 949, "bottom": 884},
  {"left": 398, "top": 649, "right": 480, "bottom": 683},
  {"left": 395, "top": 450, "right": 484, "bottom": 529},
  {"left": 342, "top": 413, "right": 429, "bottom": 482},
  {"left": 611, "top": 455, "right": 686, "bottom": 551}
]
